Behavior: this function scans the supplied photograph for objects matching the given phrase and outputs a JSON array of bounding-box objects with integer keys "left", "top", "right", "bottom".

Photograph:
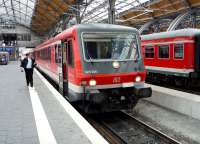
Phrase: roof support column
[
  {"left": 108, "top": 0, "right": 116, "bottom": 24},
  {"left": 75, "top": 0, "right": 81, "bottom": 24},
  {"left": 62, "top": 14, "right": 70, "bottom": 30},
  {"left": 193, "top": 11, "right": 197, "bottom": 28}
]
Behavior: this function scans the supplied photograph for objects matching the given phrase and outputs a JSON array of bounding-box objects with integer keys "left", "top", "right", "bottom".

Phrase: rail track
[
  {"left": 87, "top": 114, "right": 127, "bottom": 144},
  {"left": 88, "top": 111, "right": 181, "bottom": 144}
]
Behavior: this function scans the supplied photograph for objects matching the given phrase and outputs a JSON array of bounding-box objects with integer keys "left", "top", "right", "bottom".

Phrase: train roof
[
  {"left": 36, "top": 23, "right": 139, "bottom": 49},
  {"left": 55, "top": 23, "right": 139, "bottom": 40},
  {"left": 75, "top": 23, "right": 138, "bottom": 33},
  {"left": 142, "top": 28, "right": 200, "bottom": 40}
]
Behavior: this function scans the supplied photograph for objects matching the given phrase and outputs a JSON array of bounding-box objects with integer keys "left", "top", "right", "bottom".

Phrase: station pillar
[
  {"left": 75, "top": 0, "right": 81, "bottom": 24},
  {"left": 108, "top": 0, "right": 116, "bottom": 24}
]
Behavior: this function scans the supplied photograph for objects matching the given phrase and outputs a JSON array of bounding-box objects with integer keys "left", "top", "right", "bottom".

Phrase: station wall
[{"left": 0, "top": 24, "right": 43, "bottom": 48}]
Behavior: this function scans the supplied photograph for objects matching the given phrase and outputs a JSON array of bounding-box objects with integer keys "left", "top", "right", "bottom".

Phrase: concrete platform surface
[
  {"left": 132, "top": 100, "right": 200, "bottom": 144},
  {"left": 0, "top": 62, "right": 39, "bottom": 144},
  {"left": 0, "top": 62, "right": 108, "bottom": 144},
  {"left": 145, "top": 83, "right": 200, "bottom": 120}
]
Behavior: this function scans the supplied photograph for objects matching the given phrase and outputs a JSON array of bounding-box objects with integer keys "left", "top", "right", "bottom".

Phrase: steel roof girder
[
  {"left": 182, "top": 0, "right": 192, "bottom": 8},
  {"left": 167, "top": 10, "right": 192, "bottom": 31},
  {"left": 82, "top": 0, "right": 108, "bottom": 18},
  {"left": 10, "top": 0, "right": 17, "bottom": 22},
  {"left": 139, "top": 20, "right": 155, "bottom": 34},
  {"left": 2, "top": 0, "right": 9, "bottom": 16}
]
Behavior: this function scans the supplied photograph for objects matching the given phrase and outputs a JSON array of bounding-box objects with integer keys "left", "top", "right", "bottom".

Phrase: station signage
[{"left": 0, "top": 47, "right": 14, "bottom": 52}]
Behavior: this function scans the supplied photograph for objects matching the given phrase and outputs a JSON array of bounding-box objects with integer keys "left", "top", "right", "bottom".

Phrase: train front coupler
[{"left": 134, "top": 86, "right": 152, "bottom": 99}]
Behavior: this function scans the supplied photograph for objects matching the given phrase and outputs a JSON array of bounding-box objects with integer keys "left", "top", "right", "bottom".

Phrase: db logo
[{"left": 113, "top": 77, "right": 121, "bottom": 83}]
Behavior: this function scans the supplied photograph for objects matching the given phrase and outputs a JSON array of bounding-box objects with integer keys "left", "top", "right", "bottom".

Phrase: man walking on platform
[{"left": 20, "top": 53, "right": 36, "bottom": 87}]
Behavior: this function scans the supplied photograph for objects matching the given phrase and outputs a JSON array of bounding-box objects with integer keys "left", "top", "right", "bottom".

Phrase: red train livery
[
  {"left": 34, "top": 24, "right": 152, "bottom": 112},
  {"left": 142, "top": 28, "right": 200, "bottom": 87}
]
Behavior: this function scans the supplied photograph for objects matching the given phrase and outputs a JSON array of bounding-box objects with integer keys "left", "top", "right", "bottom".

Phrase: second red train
[{"left": 142, "top": 28, "right": 200, "bottom": 88}]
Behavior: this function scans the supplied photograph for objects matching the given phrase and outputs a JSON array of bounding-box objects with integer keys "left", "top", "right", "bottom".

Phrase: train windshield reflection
[{"left": 83, "top": 33, "right": 139, "bottom": 61}]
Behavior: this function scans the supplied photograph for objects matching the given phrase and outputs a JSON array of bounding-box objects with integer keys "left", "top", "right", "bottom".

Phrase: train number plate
[{"left": 113, "top": 77, "right": 121, "bottom": 83}]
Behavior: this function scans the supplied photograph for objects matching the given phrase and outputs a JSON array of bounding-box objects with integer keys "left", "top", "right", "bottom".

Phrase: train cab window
[
  {"left": 158, "top": 45, "right": 169, "bottom": 59},
  {"left": 145, "top": 46, "right": 154, "bottom": 58},
  {"left": 83, "top": 33, "right": 138, "bottom": 61},
  {"left": 67, "top": 40, "right": 74, "bottom": 67},
  {"left": 174, "top": 44, "right": 184, "bottom": 59}
]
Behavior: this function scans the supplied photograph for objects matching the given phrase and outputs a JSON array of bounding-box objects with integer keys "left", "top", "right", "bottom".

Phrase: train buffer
[{"left": 0, "top": 61, "right": 108, "bottom": 144}]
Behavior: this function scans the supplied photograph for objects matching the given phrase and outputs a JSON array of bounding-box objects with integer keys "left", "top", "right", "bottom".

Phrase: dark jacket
[{"left": 20, "top": 58, "right": 36, "bottom": 69}]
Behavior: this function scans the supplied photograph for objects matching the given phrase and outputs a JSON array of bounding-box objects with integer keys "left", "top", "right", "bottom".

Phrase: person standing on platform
[{"left": 20, "top": 53, "right": 36, "bottom": 87}]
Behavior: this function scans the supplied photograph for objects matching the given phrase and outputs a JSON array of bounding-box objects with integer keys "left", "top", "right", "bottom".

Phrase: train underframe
[
  {"left": 146, "top": 72, "right": 200, "bottom": 88},
  {"left": 66, "top": 86, "right": 152, "bottom": 113}
]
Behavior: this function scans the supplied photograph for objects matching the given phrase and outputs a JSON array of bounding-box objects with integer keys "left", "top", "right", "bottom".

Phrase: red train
[
  {"left": 142, "top": 28, "right": 200, "bottom": 88},
  {"left": 34, "top": 23, "right": 152, "bottom": 112}
]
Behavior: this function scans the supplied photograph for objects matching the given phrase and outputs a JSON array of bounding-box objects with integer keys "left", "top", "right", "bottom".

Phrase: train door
[
  {"left": 59, "top": 38, "right": 75, "bottom": 100},
  {"left": 59, "top": 40, "right": 68, "bottom": 97}
]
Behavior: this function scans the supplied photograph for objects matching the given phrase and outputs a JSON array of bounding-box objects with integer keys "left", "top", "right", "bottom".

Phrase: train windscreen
[{"left": 82, "top": 33, "right": 139, "bottom": 61}]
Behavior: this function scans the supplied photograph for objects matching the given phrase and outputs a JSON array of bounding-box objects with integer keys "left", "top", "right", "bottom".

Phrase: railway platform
[
  {"left": 133, "top": 84, "right": 200, "bottom": 143},
  {"left": 145, "top": 83, "right": 200, "bottom": 120},
  {"left": 0, "top": 61, "right": 108, "bottom": 144}
]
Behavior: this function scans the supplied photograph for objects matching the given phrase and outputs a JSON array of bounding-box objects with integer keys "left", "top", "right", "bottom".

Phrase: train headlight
[
  {"left": 135, "top": 76, "right": 141, "bottom": 82},
  {"left": 113, "top": 61, "right": 120, "bottom": 69},
  {"left": 89, "top": 79, "right": 96, "bottom": 86}
]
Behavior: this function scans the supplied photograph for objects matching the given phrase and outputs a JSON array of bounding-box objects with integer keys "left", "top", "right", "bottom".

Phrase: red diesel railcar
[
  {"left": 34, "top": 23, "right": 152, "bottom": 112},
  {"left": 142, "top": 28, "right": 200, "bottom": 87}
]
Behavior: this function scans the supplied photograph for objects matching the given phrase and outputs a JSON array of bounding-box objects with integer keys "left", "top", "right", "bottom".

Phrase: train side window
[
  {"left": 55, "top": 44, "right": 62, "bottom": 64},
  {"left": 67, "top": 40, "right": 74, "bottom": 67},
  {"left": 39, "top": 50, "right": 42, "bottom": 59},
  {"left": 43, "top": 48, "right": 47, "bottom": 60},
  {"left": 145, "top": 46, "right": 154, "bottom": 58},
  {"left": 58, "top": 44, "right": 62, "bottom": 63},
  {"left": 48, "top": 47, "right": 51, "bottom": 60},
  {"left": 174, "top": 44, "right": 184, "bottom": 59},
  {"left": 55, "top": 45, "right": 57, "bottom": 62},
  {"left": 41, "top": 49, "right": 44, "bottom": 59},
  {"left": 158, "top": 45, "right": 169, "bottom": 59}
]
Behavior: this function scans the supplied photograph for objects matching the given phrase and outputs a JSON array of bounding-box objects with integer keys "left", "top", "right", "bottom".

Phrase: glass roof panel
[
  {"left": 0, "top": 8, "right": 5, "bottom": 14},
  {"left": 81, "top": 0, "right": 150, "bottom": 23},
  {"left": 0, "top": 0, "right": 152, "bottom": 30},
  {"left": 0, "top": 0, "right": 36, "bottom": 27}
]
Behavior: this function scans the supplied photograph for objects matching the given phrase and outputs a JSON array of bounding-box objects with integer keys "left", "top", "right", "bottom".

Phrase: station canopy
[
  {"left": 81, "top": 0, "right": 200, "bottom": 25},
  {"left": 0, "top": 0, "right": 75, "bottom": 34},
  {"left": 0, "top": 0, "right": 149, "bottom": 34},
  {"left": 80, "top": 0, "right": 149, "bottom": 23},
  {"left": 0, "top": 0, "right": 200, "bottom": 35}
]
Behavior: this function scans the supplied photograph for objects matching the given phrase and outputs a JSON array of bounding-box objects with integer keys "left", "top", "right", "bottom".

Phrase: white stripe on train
[{"left": 146, "top": 66, "right": 194, "bottom": 74}]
